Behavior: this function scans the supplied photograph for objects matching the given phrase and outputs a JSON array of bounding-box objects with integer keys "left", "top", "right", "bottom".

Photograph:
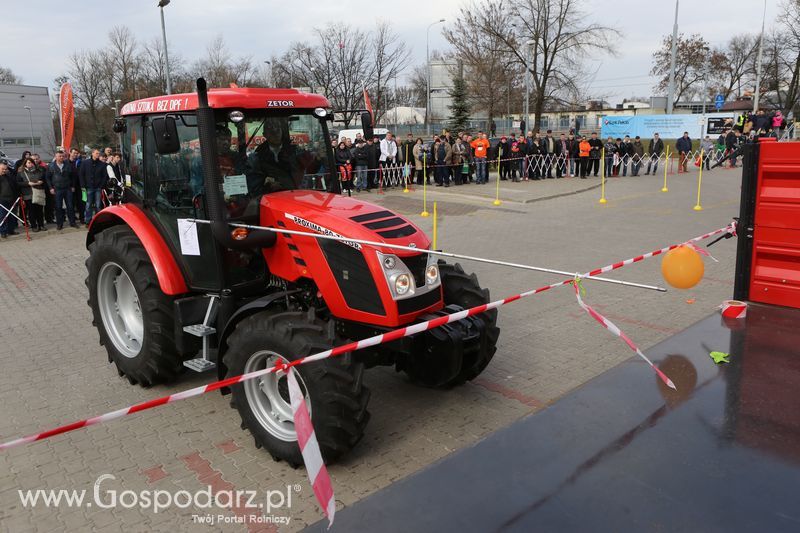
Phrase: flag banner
[{"left": 59, "top": 83, "right": 75, "bottom": 151}]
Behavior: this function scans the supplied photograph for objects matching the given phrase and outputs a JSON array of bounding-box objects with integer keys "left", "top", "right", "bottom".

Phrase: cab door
[{"left": 141, "top": 114, "right": 222, "bottom": 291}]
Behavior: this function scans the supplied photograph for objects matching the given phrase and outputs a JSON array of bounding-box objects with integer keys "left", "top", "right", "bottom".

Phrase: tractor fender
[
  {"left": 216, "top": 290, "right": 300, "bottom": 381},
  {"left": 86, "top": 204, "right": 189, "bottom": 296}
]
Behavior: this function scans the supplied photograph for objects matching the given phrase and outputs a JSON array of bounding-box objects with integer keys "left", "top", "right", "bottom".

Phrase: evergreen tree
[{"left": 448, "top": 72, "right": 470, "bottom": 132}]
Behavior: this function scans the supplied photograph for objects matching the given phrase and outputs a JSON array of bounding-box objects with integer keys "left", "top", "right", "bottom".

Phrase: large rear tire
[
  {"left": 224, "top": 309, "right": 370, "bottom": 466},
  {"left": 86, "top": 226, "right": 181, "bottom": 386}
]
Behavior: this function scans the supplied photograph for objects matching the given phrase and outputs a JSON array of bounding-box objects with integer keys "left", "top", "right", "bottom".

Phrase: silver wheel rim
[
  {"left": 97, "top": 262, "right": 144, "bottom": 359},
  {"left": 244, "top": 350, "right": 311, "bottom": 442}
]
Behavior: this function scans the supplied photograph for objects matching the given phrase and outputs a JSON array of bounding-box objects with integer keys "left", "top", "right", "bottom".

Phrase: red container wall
[{"left": 750, "top": 139, "right": 800, "bottom": 308}]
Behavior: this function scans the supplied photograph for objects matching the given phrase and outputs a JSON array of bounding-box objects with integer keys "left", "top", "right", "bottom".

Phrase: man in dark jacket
[
  {"left": 645, "top": 133, "right": 664, "bottom": 175},
  {"left": 79, "top": 149, "right": 108, "bottom": 225},
  {"left": 555, "top": 133, "right": 570, "bottom": 178},
  {"left": 0, "top": 163, "right": 20, "bottom": 238},
  {"left": 352, "top": 140, "right": 369, "bottom": 192},
  {"left": 45, "top": 150, "right": 77, "bottom": 230},
  {"left": 67, "top": 148, "right": 83, "bottom": 224},
  {"left": 365, "top": 137, "right": 380, "bottom": 190},
  {"left": 496, "top": 136, "right": 511, "bottom": 180},
  {"left": 631, "top": 136, "right": 645, "bottom": 176},
  {"left": 587, "top": 132, "right": 603, "bottom": 177},
  {"left": 675, "top": 132, "right": 692, "bottom": 173},
  {"left": 542, "top": 130, "right": 556, "bottom": 178}
]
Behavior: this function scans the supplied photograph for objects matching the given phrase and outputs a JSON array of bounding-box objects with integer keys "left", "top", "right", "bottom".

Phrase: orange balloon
[{"left": 661, "top": 245, "right": 705, "bottom": 289}]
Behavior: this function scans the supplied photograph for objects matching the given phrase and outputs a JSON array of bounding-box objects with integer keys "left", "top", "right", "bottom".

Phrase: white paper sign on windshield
[{"left": 223, "top": 174, "right": 248, "bottom": 197}]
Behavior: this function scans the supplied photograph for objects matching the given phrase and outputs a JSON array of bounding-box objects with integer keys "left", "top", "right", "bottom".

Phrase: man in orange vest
[
  {"left": 470, "top": 132, "right": 491, "bottom": 184},
  {"left": 578, "top": 136, "right": 591, "bottom": 179}
]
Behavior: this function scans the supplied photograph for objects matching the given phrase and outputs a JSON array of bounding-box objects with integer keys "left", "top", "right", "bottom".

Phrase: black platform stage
[{"left": 309, "top": 303, "right": 800, "bottom": 532}]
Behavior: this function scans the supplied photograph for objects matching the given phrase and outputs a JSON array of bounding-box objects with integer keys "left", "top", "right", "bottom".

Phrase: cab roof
[{"left": 119, "top": 87, "right": 331, "bottom": 116}]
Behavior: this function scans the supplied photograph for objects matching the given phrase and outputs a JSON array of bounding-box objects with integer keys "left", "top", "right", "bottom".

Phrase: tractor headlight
[
  {"left": 395, "top": 274, "right": 411, "bottom": 295},
  {"left": 425, "top": 264, "right": 439, "bottom": 285},
  {"left": 382, "top": 255, "right": 396, "bottom": 270}
]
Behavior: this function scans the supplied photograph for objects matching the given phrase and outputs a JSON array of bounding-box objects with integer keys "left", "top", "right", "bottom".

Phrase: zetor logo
[{"left": 267, "top": 100, "right": 295, "bottom": 107}]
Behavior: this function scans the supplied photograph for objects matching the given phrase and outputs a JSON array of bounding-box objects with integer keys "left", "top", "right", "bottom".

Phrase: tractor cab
[{"left": 115, "top": 87, "right": 339, "bottom": 292}]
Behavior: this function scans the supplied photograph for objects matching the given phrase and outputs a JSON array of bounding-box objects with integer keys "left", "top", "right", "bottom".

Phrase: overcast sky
[{"left": 3, "top": 0, "right": 780, "bottom": 104}]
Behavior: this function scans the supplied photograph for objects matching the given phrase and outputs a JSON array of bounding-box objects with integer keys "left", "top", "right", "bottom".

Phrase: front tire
[
  {"left": 404, "top": 262, "right": 500, "bottom": 388},
  {"left": 86, "top": 226, "right": 181, "bottom": 386},
  {"left": 224, "top": 309, "right": 370, "bottom": 466},
  {"left": 439, "top": 262, "right": 500, "bottom": 382}
]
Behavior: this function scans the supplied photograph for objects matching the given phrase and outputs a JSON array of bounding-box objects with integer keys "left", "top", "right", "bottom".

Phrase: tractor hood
[{"left": 261, "top": 191, "right": 431, "bottom": 254}]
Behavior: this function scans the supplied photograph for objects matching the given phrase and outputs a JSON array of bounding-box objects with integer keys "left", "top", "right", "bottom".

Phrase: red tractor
[{"left": 85, "top": 79, "right": 499, "bottom": 465}]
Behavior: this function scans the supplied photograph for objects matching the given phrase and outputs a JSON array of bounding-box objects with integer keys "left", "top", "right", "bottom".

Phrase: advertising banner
[
  {"left": 59, "top": 83, "right": 74, "bottom": 150},
  {"left": 601, "top": 113, "right": 737, "bottom": 139}
]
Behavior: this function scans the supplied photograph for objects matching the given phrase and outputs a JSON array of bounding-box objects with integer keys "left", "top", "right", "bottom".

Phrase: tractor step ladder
[{"left": 183, "top": 295, "right": 218, "bottom": 372}]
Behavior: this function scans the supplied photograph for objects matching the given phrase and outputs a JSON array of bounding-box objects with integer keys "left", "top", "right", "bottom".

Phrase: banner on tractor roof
[
  {"left": 59, "top": 83, "right": 74, "bottom": 151},
  {"left": 363, "top": 87, "right": 374, "bottom": 126}
]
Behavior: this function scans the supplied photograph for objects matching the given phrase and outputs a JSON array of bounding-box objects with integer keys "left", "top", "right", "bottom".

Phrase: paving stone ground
[{"left": 0, "top": 167, "right": 740, "bottom": 532}]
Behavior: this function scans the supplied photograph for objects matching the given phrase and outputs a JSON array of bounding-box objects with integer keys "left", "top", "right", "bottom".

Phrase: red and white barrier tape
[
  {"left": 572, "top": 280, "right": 675, "bottom": 389},
  {"left": 720, "top": 300, "right": 747, "bottom": 319},
  {"left": 288, "top": 368, "right": 335, "bottom": 526},
  {"left": 584, "top": 225, "right": 730, "bottom": 278},
  {"left": 0, "top": 222, "right": 735, "bottom": 523},
  {"left": 0, "top": 222, "right": 734, "bottom": 451}
]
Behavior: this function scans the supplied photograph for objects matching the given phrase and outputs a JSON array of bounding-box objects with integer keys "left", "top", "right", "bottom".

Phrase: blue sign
[
  {"left": 715, "top": 94, "right": 725, "bottom": 110},
  {"left": 601, "top": 115, "right": 703, "bottom": 139}
]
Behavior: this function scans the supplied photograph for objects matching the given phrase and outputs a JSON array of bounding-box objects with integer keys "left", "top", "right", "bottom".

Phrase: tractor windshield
[{"left": 214, "top": 110, "right": 332, "bottom": 197}]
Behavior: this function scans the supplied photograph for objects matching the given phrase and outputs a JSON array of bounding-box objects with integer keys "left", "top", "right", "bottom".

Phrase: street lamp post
[
  {"left": 23, "top": 106, "right": 34, "bottom": 152},
  {"left": 426, "top": 18, "right": 445, "bottom": 137},
  {"left": 753, "top": 0, "right": 767, "bottom": 112},
  {"left": 666, "top": 0, "right": 680, "bottom": 114},
  {"left": 264, "top": 60, "right": 273, "bottom": 87},
  {"left": 524, "top": 39, "right": 534, "bottom": 134},
  {"left": 158, "top": 0, "right": 172, "bottom": 95}
]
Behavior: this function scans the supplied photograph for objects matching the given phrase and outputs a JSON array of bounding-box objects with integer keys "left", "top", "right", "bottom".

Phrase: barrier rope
[{"left": 0, "top": 222, "right": 734, "bottom": 452}]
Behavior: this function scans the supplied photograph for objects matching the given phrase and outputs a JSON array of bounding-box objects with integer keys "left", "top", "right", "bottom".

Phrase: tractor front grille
[{"left": 401, "top": 254, "right": 428, "bottom": 288}]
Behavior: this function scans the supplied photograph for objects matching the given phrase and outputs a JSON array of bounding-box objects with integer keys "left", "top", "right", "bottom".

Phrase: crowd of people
[
  {"left": 0, "top": 147, "right": 122, "bottom": 238},
  {"left": 332, "top": 106, "right": 789, "bottom": 193}
]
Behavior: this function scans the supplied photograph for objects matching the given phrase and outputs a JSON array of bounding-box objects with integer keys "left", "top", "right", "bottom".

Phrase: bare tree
[
  {"left": 461, "top": 0, "right": 619, "bottom": 132},
  {"left": 371, "top": 21, "right": 411, "bottom": 121},
  {"left": 139, "top": 37, "right": 186, "bottom": 97},
  {"left": 651, "top": 33, "right": 711, "bottom": 106},
  {"left": 105, "top": 26, "right": 140, "bottom": 102},
  {"left": 443, "top": 7, "right": 521, "bottom": 127},
  {"left": 771, "top": 0, "right": 800, "bottom": 115},
  {"left": 0, "top": 66, "right": 22, "bottom": 84},
  {"left": 68, "top": 50, "right": 106, "bottom": 134},
  {"left": 710, "top": 34, "right": 758, "bottom": 99}
]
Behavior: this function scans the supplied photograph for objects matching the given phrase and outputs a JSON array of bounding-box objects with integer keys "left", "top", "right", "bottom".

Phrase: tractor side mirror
[
  {"left": 151, "top": 116, "right": 180, "bottom": 154},
  {"left": 112, "top": 117, "right": 127, "bottom": 134},
  {"left": 360, "top": 111, "right": 374, "bottom": 141}
]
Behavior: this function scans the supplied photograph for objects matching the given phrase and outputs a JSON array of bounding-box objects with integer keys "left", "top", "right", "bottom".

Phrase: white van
[{"left": 337, "top": 128, "right": 389, "bottom": 143}]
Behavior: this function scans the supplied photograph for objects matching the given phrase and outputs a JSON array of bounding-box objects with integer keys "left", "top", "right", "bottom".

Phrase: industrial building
[{"left": 0, "top": 84, "right": 56, "bottom": 161}]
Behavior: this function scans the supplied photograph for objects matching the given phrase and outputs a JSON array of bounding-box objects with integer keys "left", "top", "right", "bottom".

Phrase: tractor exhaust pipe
[{"left": 195, "top": 78, "right": 276, "bottom": 250}]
